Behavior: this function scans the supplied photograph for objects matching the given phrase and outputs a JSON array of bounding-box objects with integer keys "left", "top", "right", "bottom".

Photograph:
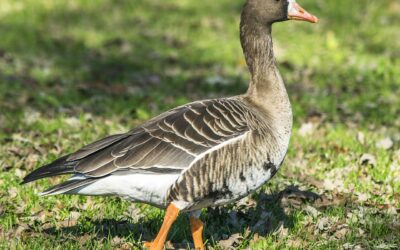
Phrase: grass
[{"left": 0, "top": 0, "right": 399, "bottom": 249}]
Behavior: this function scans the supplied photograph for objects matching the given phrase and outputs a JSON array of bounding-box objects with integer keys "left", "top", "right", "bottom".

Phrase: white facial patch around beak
[{"left": 288, "top": 0, "right": 298, "bottom": 17}]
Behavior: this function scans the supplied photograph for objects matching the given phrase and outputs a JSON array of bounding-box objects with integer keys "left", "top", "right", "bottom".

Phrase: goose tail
[{"left": 21, "top": 155, "right": 76, "bottom": 184}]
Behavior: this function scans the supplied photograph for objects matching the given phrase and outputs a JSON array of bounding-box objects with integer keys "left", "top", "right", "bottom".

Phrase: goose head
[{"left": 243, "top": 0, "right": 318, "bottom": 25}]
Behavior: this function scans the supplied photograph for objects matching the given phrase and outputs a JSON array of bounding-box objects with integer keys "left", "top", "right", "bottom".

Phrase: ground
[{"left": 0, "top": 0, "right": 399, "bottom": 249}]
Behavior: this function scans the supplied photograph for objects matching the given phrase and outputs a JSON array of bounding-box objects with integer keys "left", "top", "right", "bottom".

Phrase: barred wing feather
[{"left": 22, "top": 98, "right": 251, "bottom": 184}]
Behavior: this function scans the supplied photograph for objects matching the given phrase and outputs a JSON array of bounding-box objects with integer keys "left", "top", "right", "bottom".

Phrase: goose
[{"left": 22, "top": 0, "right": 318, "bottom": 249}]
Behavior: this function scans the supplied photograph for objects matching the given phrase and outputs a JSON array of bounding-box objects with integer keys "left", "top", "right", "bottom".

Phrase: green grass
[{"left": 1, "top": 0, "right": 399, "bottom": 249}]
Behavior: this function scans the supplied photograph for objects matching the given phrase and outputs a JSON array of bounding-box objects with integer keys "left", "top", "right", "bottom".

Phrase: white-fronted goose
[{"left": 23, "top": 0, "right": 318, "bottom": 249}]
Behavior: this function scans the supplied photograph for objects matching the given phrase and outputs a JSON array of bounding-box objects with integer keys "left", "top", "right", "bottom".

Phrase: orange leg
[
  {"left": 144, "top": 204, "right": 180, "bottom": 250},
  {"left": 190, "top": 216, "right": 205, "bottom": 250}
]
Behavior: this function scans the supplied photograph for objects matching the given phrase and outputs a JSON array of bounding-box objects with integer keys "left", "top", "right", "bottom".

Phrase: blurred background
[{"left": 0, "top": 0, "right": 399, "bottom": 249}]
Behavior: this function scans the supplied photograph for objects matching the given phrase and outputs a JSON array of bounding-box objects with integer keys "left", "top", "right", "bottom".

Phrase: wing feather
[{"left": 23, "top": 98, "right": 251, "bottom": 184}]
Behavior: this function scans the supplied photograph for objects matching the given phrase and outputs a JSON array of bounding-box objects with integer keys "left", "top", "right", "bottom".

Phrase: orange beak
[{"left": 288, "top": 1, "right": 318, "bottom": 23}]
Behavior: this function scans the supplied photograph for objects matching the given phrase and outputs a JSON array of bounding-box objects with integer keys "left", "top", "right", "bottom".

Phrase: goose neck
[
  {"left": 240, "top": 18, "right": 292, "bottom": 132},
  {"left": 240, "top": 19, "right": 289, "bottom": 105}
]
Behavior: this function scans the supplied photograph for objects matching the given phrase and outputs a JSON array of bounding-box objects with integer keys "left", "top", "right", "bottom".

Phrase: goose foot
[
  {"left": 189, "top": 210, "right": 205, "bottom": 250},
  {"left": 143, "top": 241, "right": 161, "bottom": 250},
  {"left": 143, "top": 203, "right": 180, "bottom": 250}
]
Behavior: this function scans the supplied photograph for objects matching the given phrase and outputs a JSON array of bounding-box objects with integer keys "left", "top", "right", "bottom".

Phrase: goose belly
[
  {"left": 70, "top": 173, "right": 180, "bottom": 207},
  {"left": 195, "top": 161, "right": 279, "bottom": 210},
  {"left": 168, "top": 140, "right": 285, "bottom": 210}
]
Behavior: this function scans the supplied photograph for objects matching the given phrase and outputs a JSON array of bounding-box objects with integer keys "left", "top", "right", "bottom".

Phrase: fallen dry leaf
[
  {"left": 323, "top": 178, "right": 346, "bottom": 192},
  {"left": 313, "top": 192, "right": 348, "bottom": 209},
  {"left": 359, "top": 153, "right": 377, "bottom": 166},
  {"left": 316, "top": 217, "right": 330, "bottom": 231},
  {"left": 124, "top": 204, "right": 144, "bottom": 223},
  {"left": 111, "top": 236, "right": 123, "bottom": 246},
  {"left": 343, "top": 243, "right": 364, "bottom": 250},
  {"left": 376, "top": 137, "right": 394, "bottom": 150},
  {"left": 119, "top": 242, "right": 133, "bottom": 250},
  {"left": 333, "top": 227, "right": 349, "bottom": 239},
  {"left": 218, "top": 233, "right": 242, "bottom": 249},
  {"left": 78, "top": 234, "right": 92, "bottom": 245},
  {"left": 35, "top": 210, "right": 47, "bottom": 223},
  {"left": 357, "top": 132, "right": 365, "bottom": 145},
  {"left": 8, "top": 187, "right": 18, "bottom": 198},
  {"left": 304, "top": 205, "right": 320, "bottom": 218},
  {"left": 15, "top": 223, "right": 30, "bottom": 236},
  {"left": 235, "top": 196, "right": 257, "bottom": 208},
  {"left": 15, "top": 168, "right": 26, "bottom": 179},
  {"left": 57, "top": 216, "right": 79, "bottom": 228},
  {"left": 279, "top": 185, "right": 320, "bottom": 209},
  {"left": 69, "top": 211, "right": 81, "bottom": 220},
  {"left": 79, "top": 197, "right": 95, "bottom": 210},
  {"left": 375, "top": 243, "right": 398, "bottom": 249},
  {"left": 64, "top": 117, "right": 81, "bottom": 128},
  {"left": 298, "top": 122, "right": 315, "bottom": 137},
  {"left": 357, "top": 193, "right": 370, "bottom": 202},
  {"left": 274, "top": 223, "right": 289, "bottom": 237},
  {"left": 287, "top": 239, "right": 304, "bottom": 248}
]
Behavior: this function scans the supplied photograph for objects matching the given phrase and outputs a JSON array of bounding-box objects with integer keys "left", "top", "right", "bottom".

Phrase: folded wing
[{"left": 23, "top": 98, "right": 250, "bottom": 187}]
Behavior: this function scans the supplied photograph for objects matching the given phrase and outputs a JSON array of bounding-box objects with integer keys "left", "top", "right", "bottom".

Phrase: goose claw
[{"left": 143, "top": 241, "right": 153, "bottom": 249}]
